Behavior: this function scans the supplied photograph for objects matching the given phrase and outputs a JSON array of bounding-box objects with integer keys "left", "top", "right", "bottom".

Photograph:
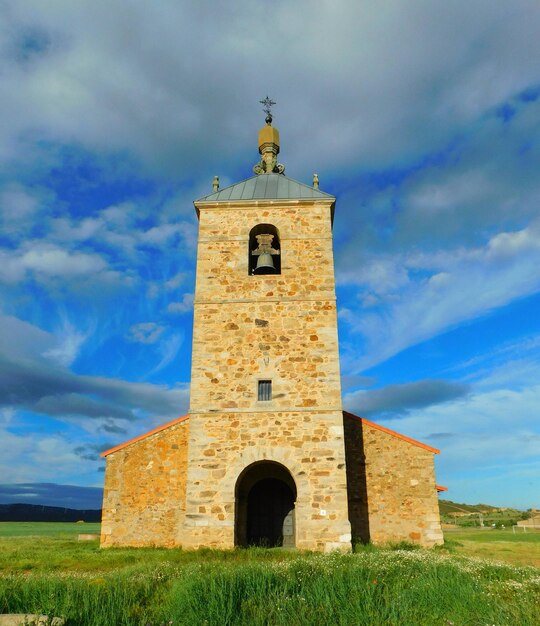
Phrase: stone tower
[{"left": 181, "top": 115, "right": 352, "bottom": 551}]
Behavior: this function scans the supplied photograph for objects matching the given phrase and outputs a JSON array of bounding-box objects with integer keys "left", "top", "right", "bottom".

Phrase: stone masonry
[
  {"left": 101, "top": 417, "right": 189, "bottom": 547},
  {"left": 182, "top": 195, "right": 352, "bottom": 551}
]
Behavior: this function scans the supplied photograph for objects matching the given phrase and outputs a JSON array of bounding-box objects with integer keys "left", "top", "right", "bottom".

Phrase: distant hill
[
  {"left": 439, "top": 499, "right": 501, "bottom": 515},
  {"left": 0, "top": 503, "right": 101, "bottom": 522},
  {"left": 439, "top": 499, "right": 529, "bottom": 527}
]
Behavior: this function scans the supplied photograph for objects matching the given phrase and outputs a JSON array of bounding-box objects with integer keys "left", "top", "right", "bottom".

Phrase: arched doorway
[{"left": 235, "top": 461, "right": 296, "bottom": 548}]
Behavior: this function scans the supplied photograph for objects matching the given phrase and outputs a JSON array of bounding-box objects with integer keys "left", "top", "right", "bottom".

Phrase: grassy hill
[{"left": 439, "top": 499, "right": 531, "bottom": 527}]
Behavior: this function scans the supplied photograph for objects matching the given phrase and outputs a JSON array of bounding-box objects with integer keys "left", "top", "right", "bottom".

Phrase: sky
[{"left": 0, "top": 1, "right": 539, "bottom": 511}]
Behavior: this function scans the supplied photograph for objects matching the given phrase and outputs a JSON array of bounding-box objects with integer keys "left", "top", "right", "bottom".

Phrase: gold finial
[
  {"left": 313, "top": 174, "right": 319, "bottom": 189},
  {"left": 213, "top": 176, "right": 219, "bottom": 192},
  {"left": 253, "top": 96, "right": 285, "bottom": 175}
]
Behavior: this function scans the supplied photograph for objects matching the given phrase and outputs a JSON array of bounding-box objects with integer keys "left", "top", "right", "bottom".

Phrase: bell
[{"left": 254, "top": 252, "right": 276, "bottom": 273}]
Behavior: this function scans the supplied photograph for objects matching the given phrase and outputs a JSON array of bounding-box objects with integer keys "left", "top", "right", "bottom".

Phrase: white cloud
[
  {"left": 146, "top": 333, "right": 185, "bottom": 377},
  {"left": 127, "top": 322, "right": 165, "bottom": 345},
  {"left": 167, "top": 293, "right": 194, "bottom": 315},
  {"left": 0, "top": 184, "right": 39, "bottom": 222},
  {"left": 140, "top": 223, "right": 184, "bottom": 246},
  {"left": 0, "top": 244, "right": 107, "bottom": 283},
  {"left": 1, "top": 1, "right": 539, "bottom": 178},
  {"left": 341, "top": 221, "right": 540, "bottom": 371},
  {"left": 43, "top": 318, "right": 90, "bottom": 367},
  {"left": 380, "top": 383, "right": 540, "bottom": 465},
  {"left": 165, "top": 272, "right": 186, "bottom": 290}
]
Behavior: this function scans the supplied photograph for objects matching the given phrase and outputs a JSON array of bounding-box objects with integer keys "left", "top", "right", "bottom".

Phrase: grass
[
  {"left": 0, "top": 524, "right": 538, "bottom": 625},
  {"left": 0, "top": 522, "right": 101, "bottom": 538},
  {"left": 445, "top": 527, "right": 540, "bottom": 567}
]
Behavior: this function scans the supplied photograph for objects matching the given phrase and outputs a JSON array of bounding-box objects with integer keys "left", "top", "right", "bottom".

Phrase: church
[{"left": 100, "top": 107, "right": 444, "bottom": 551}]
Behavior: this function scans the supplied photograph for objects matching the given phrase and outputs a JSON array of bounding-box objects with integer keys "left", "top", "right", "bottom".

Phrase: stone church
[{"left": 100, "top": 112, "right": 444, "bottom": 551}]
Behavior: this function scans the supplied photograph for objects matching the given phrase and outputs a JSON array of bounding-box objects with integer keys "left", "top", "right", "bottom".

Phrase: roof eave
[{"left": 193, "top": 196, "right": 336, "bottom": 220}]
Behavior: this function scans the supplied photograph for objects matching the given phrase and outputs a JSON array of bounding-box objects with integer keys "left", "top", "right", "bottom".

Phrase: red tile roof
[
  {"left": 100, "top": 414, "right": 189, "bottom": 457},
  {"left": 343, "top": 411, "right": 440, "bottom": 454}
]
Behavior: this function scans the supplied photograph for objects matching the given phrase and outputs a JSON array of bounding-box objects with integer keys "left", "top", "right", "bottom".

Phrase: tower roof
[{"left": 195, "top": 173, "right": 335, "bottom": 203}]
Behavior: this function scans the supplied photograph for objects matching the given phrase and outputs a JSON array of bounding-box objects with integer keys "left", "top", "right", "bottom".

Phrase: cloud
[
  {"left": 340, "top": 220, "right": 540, "bottom": 371},
  {"left": 0, "top": 183, "right": 40, "bottom": 224},
  {"left": 73, "top": 442, "right": 114, "bottom": 462},
  {"left": 146, "top": 333, "right": 185, "bottom": 377},
  {"left": 0, "top": 314, "right": 189, "bottom": 421},
  {"left": 0, "top": 244, "right": 108, "bottom": 284},
  {"left": 344, "top": 379, "right": 470, "bottom": 418},
  {"left": 165, "top": 272, "right": 186, "bottom": 290},
  {"left": 167, "top": 293, "right": 194, "bottom": 315},
  {"left": 99, "top": 420, "right": 128, "bottom": 435},
  {"left": 127, "top": 322, "right": 165, "bottom": 345},
  {"left": 44, "top": 318, "right": 91, "bottom": 367},
  {"left": 0, "top": 1, "right": 539, "bottom": 179}
]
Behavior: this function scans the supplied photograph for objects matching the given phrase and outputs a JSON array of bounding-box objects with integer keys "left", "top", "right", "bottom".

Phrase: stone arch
[
  {"left": 221, "top": 445, "right": 311, "bottom": 507},
  {"left": 235, "top": 460, "right": 296, "bottom": 547}
]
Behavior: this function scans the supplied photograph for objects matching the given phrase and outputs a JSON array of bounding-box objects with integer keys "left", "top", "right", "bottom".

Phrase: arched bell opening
[
  {"left": 249, "top": 224, "right": 281, "bottom": 275},
  {"left": 235, "top": 461, "right": 296, "bottom": 548}
]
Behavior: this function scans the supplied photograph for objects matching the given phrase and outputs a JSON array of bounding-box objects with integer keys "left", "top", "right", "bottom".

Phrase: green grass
[
  {"left": 0, "top": 550, "right": 538, "bottom": 625},
  {"left": 0, "top": 522, "right": 101, "bottom": 537},
  {"left": 445, "top": 527, "right": 540, "bottom": 567},
  {"left": 0, "top": 525, "right": 538, "bottom": 625}
]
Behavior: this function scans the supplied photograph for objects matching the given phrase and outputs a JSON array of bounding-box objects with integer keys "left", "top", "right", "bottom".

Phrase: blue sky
[{"left": 0, "top": 1, "right": 539, "bottom": 511}]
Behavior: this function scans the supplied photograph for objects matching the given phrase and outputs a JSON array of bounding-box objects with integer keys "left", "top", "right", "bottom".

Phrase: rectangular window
[{"left": 258, "top": 380, "right": 272, "bottom": 401}]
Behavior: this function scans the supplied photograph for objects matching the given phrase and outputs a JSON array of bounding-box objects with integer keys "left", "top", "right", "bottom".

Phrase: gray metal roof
[{"left": 195, "top": 173, "right": 335, "bottom": 203}]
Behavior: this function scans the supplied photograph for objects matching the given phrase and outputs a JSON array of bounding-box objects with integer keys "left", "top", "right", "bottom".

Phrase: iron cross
[{"left": 259, "top": 96, "right": 276, "bottom": 117}]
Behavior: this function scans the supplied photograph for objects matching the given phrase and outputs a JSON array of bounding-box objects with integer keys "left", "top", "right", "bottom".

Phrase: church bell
[
  {"left": 254, "top": 252, "right": 276, "bottom": 273},
  {"left": 252, "top": 232, "right": 279, "bottom": 274}
]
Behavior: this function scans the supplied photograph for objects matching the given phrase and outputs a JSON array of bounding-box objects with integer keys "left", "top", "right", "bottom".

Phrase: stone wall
[
  {"left": 181, "top": 410, "right": 352, "bottom": 551},
  {"left": 190, "top": 199, "right": 341, "bottom": 415},
  {"left": 344, "top": 412, "right": 444, "bottom": 547},
  {"left": 100, "top": 417, "right": 189, "bottom": 547},
  {"left": 190, "top": 300, "right": 342, "bottom": 413}
]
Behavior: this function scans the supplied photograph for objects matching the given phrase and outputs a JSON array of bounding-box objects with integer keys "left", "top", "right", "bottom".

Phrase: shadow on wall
[{"left": 343, "top": 415, "right": 370, "bottom": 544}]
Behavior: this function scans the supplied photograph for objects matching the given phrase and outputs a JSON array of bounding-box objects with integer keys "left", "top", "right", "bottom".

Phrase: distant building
[
  {"left": 517, "top": 516, "right": 540, "bottom": 527},
  {"left": 100, "top": 115, "right": 444, "bottom": 551}
]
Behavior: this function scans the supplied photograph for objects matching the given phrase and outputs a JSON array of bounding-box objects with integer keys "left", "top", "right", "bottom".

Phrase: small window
[
  {"left": 258, "top": 380, "right": 272, "bottom": 401},
  {"left": 249, "top": 224, "right": 281, "bottom": 275}
]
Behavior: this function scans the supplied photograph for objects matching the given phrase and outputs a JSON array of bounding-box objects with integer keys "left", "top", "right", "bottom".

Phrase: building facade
[{"left": 100, "top": 117, "right": 444, "bottom": 551}]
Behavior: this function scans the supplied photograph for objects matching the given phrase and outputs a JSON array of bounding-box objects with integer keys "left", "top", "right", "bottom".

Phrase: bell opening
[{"left": 249, "top": 224, "right": 281, "bottom": 275}]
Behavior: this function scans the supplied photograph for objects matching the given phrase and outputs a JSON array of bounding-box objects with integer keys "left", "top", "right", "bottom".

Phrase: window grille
[{"left": 258, "top": 380, "right": 272, "bottom": 401}]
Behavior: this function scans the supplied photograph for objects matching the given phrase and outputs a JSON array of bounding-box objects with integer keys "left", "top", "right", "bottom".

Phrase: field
[
  {"left": 0, "top": 523, "right": 539, "bottom": 625},
  {"left": 445, "top": 526, "right": 540, "bottom": 567}
]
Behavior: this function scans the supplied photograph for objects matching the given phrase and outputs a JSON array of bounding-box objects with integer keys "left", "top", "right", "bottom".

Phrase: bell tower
[{"left": 181, "top": 107, "right": 352, "bottom": 551}]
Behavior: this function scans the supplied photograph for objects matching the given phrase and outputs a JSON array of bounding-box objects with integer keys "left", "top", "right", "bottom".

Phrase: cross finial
[{"left": 259, "top": 96, "right": 276, "bottom": 124}]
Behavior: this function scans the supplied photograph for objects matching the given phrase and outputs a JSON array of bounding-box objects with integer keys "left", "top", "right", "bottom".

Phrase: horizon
[{"left": 1, "top": 1, "right": 539, "bottom": 511}]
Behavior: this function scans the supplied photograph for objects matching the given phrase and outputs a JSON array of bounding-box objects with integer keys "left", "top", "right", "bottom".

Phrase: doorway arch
[{"left": 235, "top": 461, "right": 296, "bottom": 548}]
